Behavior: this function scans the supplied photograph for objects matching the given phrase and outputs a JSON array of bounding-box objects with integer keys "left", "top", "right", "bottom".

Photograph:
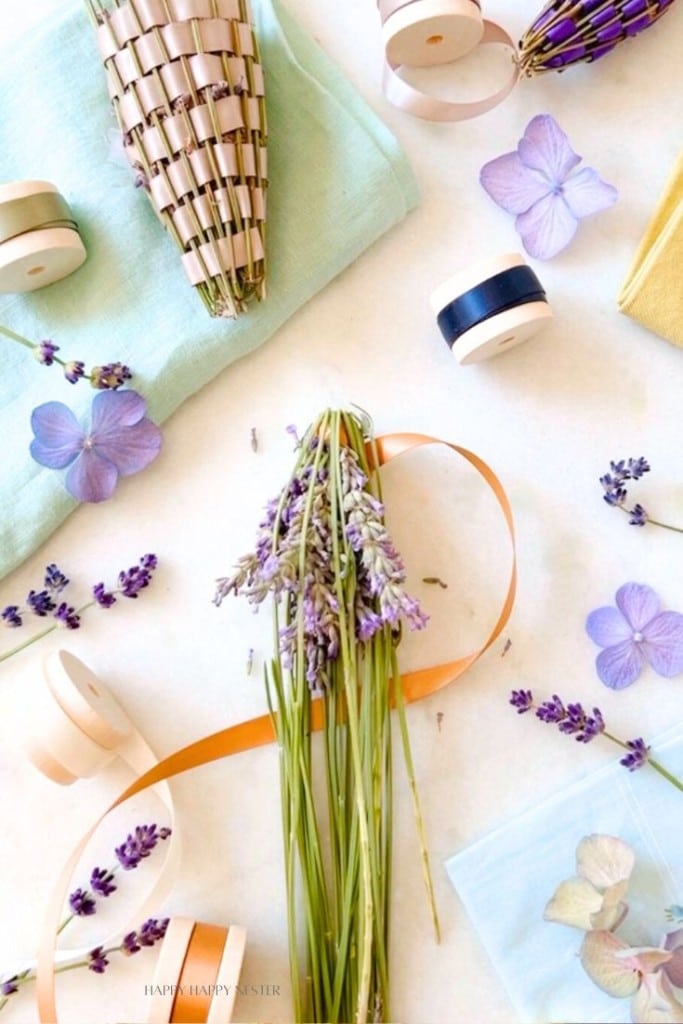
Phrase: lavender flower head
[
  {"left": 115, "top": 823, "right": 171, "bottom": 870},
  {"left": 215, "top": 419, "right": 428, "bottom": 692},
  {"left": 600, "top": 457, "right": 651, "bottom": 524}
]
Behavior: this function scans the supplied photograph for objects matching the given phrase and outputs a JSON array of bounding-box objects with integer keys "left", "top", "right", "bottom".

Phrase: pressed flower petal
[
  {"left": 480, "top": 152, "right": 550, "bottom": 214},
  {"left": 663, "top": 945, "right": 683, "bottom": 988},
  {"left": 517, "top": 114, "right": 581, "bottom": 184},
  {"left": 65, "top": 451, "right": 119, "bottom": 503},
  {"left": 562, "top": 166, "right": 619, "bottom": 219},
  {"left": 595, "top": 638, "right": 643, "bottom": 689},
  {"left": 631, "top": 970, "right": 683, "bottom": 1024},
  {"left": 618, "top": 947, "right": 673, "bottom": 974},
  {"left": 543, "top": 876, "right": 603, "bottom": 930},
  {"left": 515, "top": 193, "right": 578, "bottom": 260},
  {"left": 576, "top": 834, "right": 635, "bottom": 889},
  {"left": 29, "top": 402, "right": 83, "bottom": 469},
  {"left": 585, "top": 607, "right": 631, "bottom": 649},
  {"left": 640, "top": 612, "right": 683, "bottom": 677},
  {"left": 93, "top": 418, "right": 162, "bottom": 477},
  {"left": 90, "top": 389, "right": 147, "bottom": 437},
  {"left": 616, "top": 582, "right": 661, "bottom": 632},
  {"left": 580, "top": 931, "right": 641, "bottom": 997},
  {"left": 590, "top": 881, "right": 629, "bottom": 932}
]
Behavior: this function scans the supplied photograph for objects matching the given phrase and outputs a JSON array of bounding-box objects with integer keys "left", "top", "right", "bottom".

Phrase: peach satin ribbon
[{"left": 36, "top": 432, "right": 517, "bottom": 1023}]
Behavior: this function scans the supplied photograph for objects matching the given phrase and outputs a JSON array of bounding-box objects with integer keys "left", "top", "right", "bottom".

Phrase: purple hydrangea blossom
[
  {"left": 585, "top": 583, "right": 683, "bottom": 689},
  {"left": 480, "top": 114, "right": 618, "bottom": 260},
  {"left": 620, "top": 737, "right": 651, "bottom": 772},
  {"left": 29, "top": 390, "right": 162, "bottom": 503}
]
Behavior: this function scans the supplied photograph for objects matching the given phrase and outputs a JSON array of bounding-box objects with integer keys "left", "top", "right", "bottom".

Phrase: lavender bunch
[
  {"left": 0, "top": 555, "right": 158, "bottom": 664},
  {"left": 216, "top": 409, "right": 437, "bottom": 1024},
  {"left": 0, "top": 823, "right": 171, "bottom": 1010},
  {"left": 519, "top": 0, "right": 676, "bottom": 76},
  {"left": 510, "top": 689, "right": 683, "bottom": 789},
  {"left": 600, "top": 458, "right": 683, "bottom": 533},
  {"left": 0, "top": 324, "right": 132, "bottom": 389}
]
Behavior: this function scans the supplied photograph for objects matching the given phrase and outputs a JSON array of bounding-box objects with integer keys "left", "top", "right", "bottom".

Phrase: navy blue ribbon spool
[{"left": 436, "top": 265, "right": 546, "bottom": 349}]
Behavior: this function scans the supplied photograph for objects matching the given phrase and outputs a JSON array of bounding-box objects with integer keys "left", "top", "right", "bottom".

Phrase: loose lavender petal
[
  {"left": 595, "top": 638, "right": 643, "bottom": 689},
  {"left": 615, "top": 582, "right": 660, "bottom": 632},
  {"left": 517, "top": 114, "right": 582, "bottom": 183},
  {"left": 29, "top": 402, "right": 83, "bottom": 469},
  {"left": 585, "top": 606, "right": 631, "bottom": 648},
  {"left": 640, "top": 612, "right": 683, "bottom": 677},
  {"left": 515, "top": 191, "right": 578, "bottom": 260},
  {"left": 65, "top": 449, "right": 118, "bottom": 503},
  {"left": 562, "top": 166, "right": 619, "bottom": 219},
  {"left": 480, "top": 152, "right": 550, "bottom": 214}
]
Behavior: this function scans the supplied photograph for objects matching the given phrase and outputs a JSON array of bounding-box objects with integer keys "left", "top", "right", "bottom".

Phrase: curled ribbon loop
[
  {"left": 36, "top": 432, "right": 516, "bottom": 1023},
  {"left": 377, "top": 0, "right": 520, "bottom": 121}
]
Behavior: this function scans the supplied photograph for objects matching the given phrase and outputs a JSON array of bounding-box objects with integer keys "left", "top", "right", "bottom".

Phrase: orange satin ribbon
[{"left": 36, "top": 431, "right": 516, "bottom": 1023}]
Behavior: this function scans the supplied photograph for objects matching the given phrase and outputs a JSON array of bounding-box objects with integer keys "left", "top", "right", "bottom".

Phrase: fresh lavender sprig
[
  {"left": 0, "top": 918, "right": 169, "bottom": 1009},
  {"left": 0, "top": 324, "right": 132, "bottom": 390},
  {"left": 509, "top": 689, "right": 683, "bottom": 791},
  {"left": 0, "top": 555, "right": 158, "bottom": 664},
  {"left": 0, "top": 824, "right": 171, "bottom": 1011},
  {"left": 599, "top": 458, "right": 683, "bottom": 533}
]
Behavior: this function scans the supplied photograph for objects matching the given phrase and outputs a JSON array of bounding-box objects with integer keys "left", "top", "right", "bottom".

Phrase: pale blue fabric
[
  {"left": 445, "top": 721, "right": 683, "bottom": 1023},
  {"left": 0, "top": 0, "right": 418, "bottom": 580}
]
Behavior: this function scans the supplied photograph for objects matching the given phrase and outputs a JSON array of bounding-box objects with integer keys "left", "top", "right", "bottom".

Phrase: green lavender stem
[{"left": 0, "top": 601, "right": 96, "bottom": 665}]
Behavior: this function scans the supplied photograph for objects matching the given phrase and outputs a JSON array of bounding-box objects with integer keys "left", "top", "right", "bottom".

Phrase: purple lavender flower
[
  {"left": 0, "top": 977, "right": 18, "bottom": 996},
  {"left": 509, "top": 688, "right": 533, "bottom": 713},
  {"left": 480, "top": 114, "right": 617, "bottom": 260},
  {"left": 90, "top": 867, "right": 116, "bottom": 897},
  {"left": 137, "top": 917, "right": 169, "bottom": 946},
  {"left": 92, "top": 582, "right": 116, "bottom": 608},
  {"left": 117, "top": 555, "right": 157, "bottom": 598},
  {"left": 586, "top": 583, "right": 683, "bottom": 689},
  {"left": 26, "top": 589, "right": 56, "bottom": 617},
  {"left": 68, "top": 888, "right": 96, "bottom": 917},
  {"left": 1, "top": 606, "right": 22, "bottom": 628},
  {"left": 619, "top": 737, "right": 651, "bottom": 771},
  {"left": 600, "top": 457, "right": 652, "bottom": 523},
  {"left": 54, "top": 602, "right": 81, "bottom": 630},
  {"left": 629, "top": 504, "right": 648, "bottom": 527},
  {"left": 89, "top": 362, "right": 133, "bottom": 390},
  {"left": 30, "top": 390, "right": 162, "bottom": 503},
  {"left": 63, "top": 360, "right": 86, "bottom": 384},
  {"left": 44, "top": 564, "right": 69, "bottom": 593},
  {"left": 115, "top": 823, "right": 169, "bottom": 870},
  {"left": 34, "top": 340, "right": 59, "bottom": 366},
  {"left": 88, "top": 947, "right": 109, "bottom": 974},
  {"left": 535, "top": 694, "right": 605, "bottom": 743},
  {"left": 121, "top": 931, "right": 141, "bottom": 956}
]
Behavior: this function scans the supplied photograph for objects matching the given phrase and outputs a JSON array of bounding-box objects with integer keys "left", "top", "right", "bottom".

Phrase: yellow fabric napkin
[{"left": 618, "top": 151, "right": 683, "bottom": 346}]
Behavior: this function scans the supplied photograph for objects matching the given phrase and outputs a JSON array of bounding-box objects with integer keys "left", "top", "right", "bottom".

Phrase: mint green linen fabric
[{"left": 0, "top": 0, "right": 418, "bottom": 581}]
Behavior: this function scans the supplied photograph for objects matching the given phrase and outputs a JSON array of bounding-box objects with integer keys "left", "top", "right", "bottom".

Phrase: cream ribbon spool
[
  {"left": 16, "top": 650, "right": 181, "bottom": 972},
  {"left": 378, "top": 0, "right": 519, "bottom": 121},
  {"left": 148, "top": 917, "right": 247, "bottom": 1024},
  {"left": 0, "top": 181, "right": 86, "bottom": 293},
  {"left": 430, "top": 253, "right": 554, "bottom": 364}
]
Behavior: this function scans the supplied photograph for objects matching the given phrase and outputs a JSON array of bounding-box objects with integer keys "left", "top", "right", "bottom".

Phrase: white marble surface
[{"left": 1, "top": 1, "right": 683, "bottom": 1022}]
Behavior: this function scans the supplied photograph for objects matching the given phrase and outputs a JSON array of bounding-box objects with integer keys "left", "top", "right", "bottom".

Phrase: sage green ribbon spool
[{"left": 0, "top": 181, "right": 86, "bottom": 293}]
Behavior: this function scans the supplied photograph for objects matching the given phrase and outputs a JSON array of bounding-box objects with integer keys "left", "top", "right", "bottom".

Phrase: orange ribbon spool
[{"left": 36, "top": 431, "right": 517, "bottom": 1023}]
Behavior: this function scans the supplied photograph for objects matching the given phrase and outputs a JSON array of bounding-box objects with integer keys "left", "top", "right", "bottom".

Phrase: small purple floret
[
  {"left": 35, "top": 340, "right": 59, "bottom": 366},
  {"left": 88, "top": 947, "right": 109, "bottom": 974},
  {"left": 45, "top": 564, "right": 69, "bottom": 593},
  {"left": 509, "top": 689, "right": 533, "bottom": 713},
  {"left": 620, "top": 737, "right": 650, "bottom": 771},
  {"left": 115, "top": 823, "right": 170, "bottom": 870},
  {"left": 26, "top": 589, "right": 57, "bottom": 617},
  {"left": 93, "top": 582, "right": 116, "bottom": 608},
  {"left": 68, "top": 888, "right": 96, "bottom": 917},
  {"left": 0, "top": 977, "right": 18, "bottom": 996},
  {"left": 90, "top": 867, "right": 116, "bottom": 897},
  {"left": 54, "top": 602, "right": 81, "bottom": 630},
  {"left": 1, "top": 606, "right": 22, "bottom": 628}
]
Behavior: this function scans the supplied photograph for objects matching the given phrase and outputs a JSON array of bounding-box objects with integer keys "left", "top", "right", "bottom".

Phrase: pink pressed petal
[
  {"left": 585, "top": 606, "right": 631, "bottom": 648},
  {"left": 562, "top": 166, "right": 618, "bottom": 219},
  {"left": 616, "top": 583, "right": 661, "bottom": 632},
  {"left": 515, "top": 193, "right": 578, "bottom": 260},
  {"left": 596, "top": 639, "right": 643, "bottom": 690},
  {"left": 90, "top": 389, "right": 147, "bottom": 438},
  {"left": 576, "top": 835, "right": 635, "bottom": 888},
  {"left": 664, "top": 946, "right": 683, "bottom": 988},
  {"left": 517, "top": 114, "right": 581, "bottom": 184},
  {"left": 580, "top": 931, "right": 641, "bottom": 998},
  {"left": 65, "top": 451, "right": 119, "bottom": 503},
  {"left": 631, "top": 971, "right": 683, "bottom": 1024},
  {"left": 29, "top": 402, "right": 83, "bottom": 469},
  {"left": 480, "top": 152, "right": 550, "bottom": 214},
  {"left": 93, "top": 417, "right": 162, "bottom": 477},
  {"left": 640, "top": 612, "right": 683, "bottom": 677}
]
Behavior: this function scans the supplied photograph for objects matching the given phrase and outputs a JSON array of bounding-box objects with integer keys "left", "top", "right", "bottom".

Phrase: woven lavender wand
[{"left": 519, "top": 0, "right": 677, "bottom": 75}]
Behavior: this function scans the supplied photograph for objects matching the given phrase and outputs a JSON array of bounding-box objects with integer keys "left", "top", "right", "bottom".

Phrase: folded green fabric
[{"left": 0, "top": 0, "right": 418, "bottom": 581}]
